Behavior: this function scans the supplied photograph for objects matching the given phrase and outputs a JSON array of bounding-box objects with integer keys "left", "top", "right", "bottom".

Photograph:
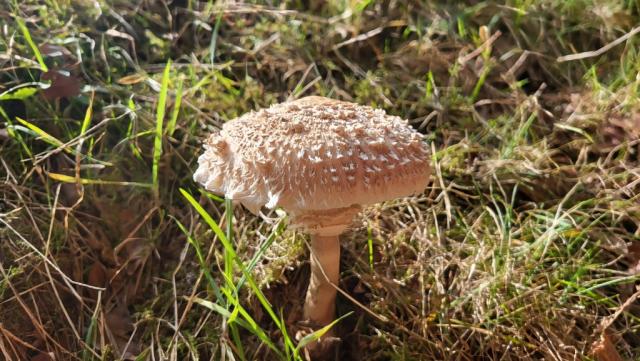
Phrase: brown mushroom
[{"left": 193, "top": 96, "right": 431, "bottom": 334}]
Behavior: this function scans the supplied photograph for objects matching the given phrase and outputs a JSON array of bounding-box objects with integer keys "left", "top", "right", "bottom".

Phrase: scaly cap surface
[{"left": 194, "top": 96, "right": 431, "bottom": 221}]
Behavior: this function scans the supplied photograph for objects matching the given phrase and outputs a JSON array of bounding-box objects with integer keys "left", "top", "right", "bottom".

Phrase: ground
[{"left": 1, "top": 1, "right": 640, "bottom": 360}]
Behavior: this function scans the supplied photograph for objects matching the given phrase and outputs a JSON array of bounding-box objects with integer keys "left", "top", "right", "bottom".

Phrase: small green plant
[{"left": 179, "top": 189, "right": 348, "bottom": 360}]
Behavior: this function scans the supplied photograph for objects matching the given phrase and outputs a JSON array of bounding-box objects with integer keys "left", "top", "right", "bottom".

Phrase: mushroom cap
[{"left": 194, "top": 96, "right": 431, "bottom": 217}]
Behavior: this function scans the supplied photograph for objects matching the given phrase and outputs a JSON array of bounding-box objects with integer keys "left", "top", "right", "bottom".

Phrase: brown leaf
[
  {"left": 114, "top": 238, "right": 153, "bottom": 301},
  {"left": 88, "top": 262, "right": 107, "bottom": 288},
  {"left": 597, "top": 113, "right": 640, "bottom": 153},
  {"left": 87, "top": 261, "right": 110, "bottom": 301},
  {"left": 591, "top": 331, "right": 623, "bottom": 361},
  {"left": 117, "top": 73, "right": 147, "bottom": 85},
  {"left": 39, "top": 43, "right": 74, "bottom": 61},
  {"left": 94, "top": 198, "right": 141, "bottom": 241},
  {"left": 41, "top": 70, "right": 82, "bottom": 100},
  {"left": 31, "top": 353, "right": 54, "bottom": 361},
  {"left": 628, "top": 242, "right": 640, "bottom": 275},
  {"left": 104, "top": 303, "right": 139, "bottom": 359}
]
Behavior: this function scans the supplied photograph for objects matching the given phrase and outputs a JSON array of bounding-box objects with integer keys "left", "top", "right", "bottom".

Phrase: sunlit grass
[
  {"left": 2, "top": 0, "right": 640, "bottom": 360},
  {"left": 178, "top": 189, "right": 345, "bottom": 360},
  {"left": 152, "top": 61, "right": 172, "bottom": 199}
]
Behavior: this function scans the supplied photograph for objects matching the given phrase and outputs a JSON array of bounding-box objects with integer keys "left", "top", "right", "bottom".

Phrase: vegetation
[{"left": 2, "top": 1, "right": 640, "bottom": 360}]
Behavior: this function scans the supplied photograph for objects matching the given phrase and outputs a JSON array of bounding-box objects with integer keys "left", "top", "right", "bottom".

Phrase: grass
[
  {"left": 152, "top": 61, "right": 172, "bottom": 199},
  {"left": 2, "top": 0, "right": 640, "bottom": 360}
]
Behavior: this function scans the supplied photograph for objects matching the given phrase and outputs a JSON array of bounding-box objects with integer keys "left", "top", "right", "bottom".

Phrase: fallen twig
[{"left": 557, "top": 25, "right": 640, "bottom": 62}]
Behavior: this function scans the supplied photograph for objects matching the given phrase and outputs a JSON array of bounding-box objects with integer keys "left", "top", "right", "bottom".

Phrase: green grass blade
[
  {"left": 125, "top": 97, "right": 143, "bottom": 160},
  {"left": 15, "top": 116, "right": 66, "bottom": 149},
  {"left": 48, "top": 172, "right": 152, "bottom": 188},
  {"left": 279, "top": 311, "right": 293, "bottom": 361},
  {"left": 180, "top": 189, "right": 238, "bottom": 301},
  {"left": 209, "top": 11, "right": 223, "bottom": 65},
  {"left": 81, "top": 313, "right": 98, "bottom": 361},
  {"left": 192, "top": 296, "right": 285, "bottom": 359},
  {"left": 200, "top": 189, "right": 225, "bottom": 203},
  {"left": 166, "top": 79, "right": 183, "bottom": 136},
  {"left": 77, "top": 92, "right": 95, "bottom": 157},
  {"left": 234, "top": 220, "right": 284, "bottom": 291},
  {"left": 425, "top": 71, "right": 434, "bottom": 99},
  {"left": 471, "top": 65, "right": 491, "bottom": 101},
  {"left": 367, "top": 226, "right": 374, "bottom": 270},
  {"left": 229, "top": 324, "right": 247, "bottom": 361},
  {"left": 354, "top": 0, "right": 373, "bottom": 13},
  {"left": 173, "top": 217, "right": 224, "bottom": 302},
  {"left": 191, "top": 295, "right": 234, "bottom": 318},
  {"left": 14, "top": 117, "right": 112, "bottom": 166},
  {"left": 180, "top": 188, "right": 229, "bottom": 246},
  {"left": 152, "top": 60, "right": 171, "bottom": 198},
  {"left": 80, "top": 92, "right": 94, "bottom": 136},
  {"left": 0, "top": 82, "right": 46, "bottom": 100},
  {"left": 224, "top": 198, "right": 234, "bottom": 291},
  {"left": 16, "top": 17, "right": 48, "bottom": 72},
  {"left": 294, "top": 312, "right": 353, "bottom": 354},
  {"left": 0, "top": 107, "right": 32, "bottom": 157},
  {"left": 501, "top": 112, "right": 537, "bottom": 159},
  {"left": 181, "top": 188, "right": 296, "bottom": 355},
  {"left": 240, "top": 266, "right": 296, "bottom": 354},
  {"left": 133, "top": 349, "right": 150, "bottom": 361}
]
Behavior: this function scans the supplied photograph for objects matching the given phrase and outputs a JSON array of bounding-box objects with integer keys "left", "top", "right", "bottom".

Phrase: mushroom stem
[{"left": 304, "top": 234, "right": 340, "bottom": 326}]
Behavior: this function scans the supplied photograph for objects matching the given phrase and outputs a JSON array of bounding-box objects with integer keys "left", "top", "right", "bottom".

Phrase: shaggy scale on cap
[{"left": 193, "top": 96, "right": 431, "bottom": 230}]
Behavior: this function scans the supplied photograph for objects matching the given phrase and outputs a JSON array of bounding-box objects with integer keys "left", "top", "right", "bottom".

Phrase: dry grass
[{"left": 1, "top": 0, "right": 640, "bottom": 360}]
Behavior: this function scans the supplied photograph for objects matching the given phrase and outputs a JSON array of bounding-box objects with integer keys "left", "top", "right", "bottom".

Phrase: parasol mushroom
[{"left": 193, "top": 96, "right": 431, "bottom": 336}]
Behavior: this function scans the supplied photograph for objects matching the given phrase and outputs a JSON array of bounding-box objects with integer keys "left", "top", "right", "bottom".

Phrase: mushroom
[{"left": 193, "top": 96, "right": 431, "bottom": 334}]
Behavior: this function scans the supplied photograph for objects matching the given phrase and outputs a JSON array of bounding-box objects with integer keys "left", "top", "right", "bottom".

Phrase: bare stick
[{"left": 557, "top": 25, "right": 640, "bottom": 62}]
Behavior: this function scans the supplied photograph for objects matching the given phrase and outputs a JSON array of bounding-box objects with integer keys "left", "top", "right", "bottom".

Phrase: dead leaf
[
  {"left": 93, "top": 197, "right": 142, "bottom": 242},
  {"left": 88, "top": 262, "right": 107, "bottom": 287},
  {"left": 31, "top": 353, "right": 54, "bottom": 361},
  {"left": 49, "top": 153, "right": 81, "bottom": 206},
  {"left": 86, "top": 261, "right": 109, "bottom": 301},
  {"left": 39, "top": 43, "right": 74, "bottom": 62},
  {"left": 591, "top": 331, "right": 623, "bottom": 361},
  {"left": 103, "top": 303, "right": 140, "bottom": 359},
  {"left": 628, "top": 242, "right": 640, "bottom": 275},
  {"left": 117, "top": 73, "right": 147, "bottom": 85},
  {"left": 41, "top": 70, "right": 82, "bottom": 100},
  {"left": 38, "top": 43, "right": 82, "bottom": 100},
  {"left": 597, "top": 113, "right": 640, "bottom": 153},
  {"left": 113, "top": 237, "right": 153, "bottom": 302}
]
